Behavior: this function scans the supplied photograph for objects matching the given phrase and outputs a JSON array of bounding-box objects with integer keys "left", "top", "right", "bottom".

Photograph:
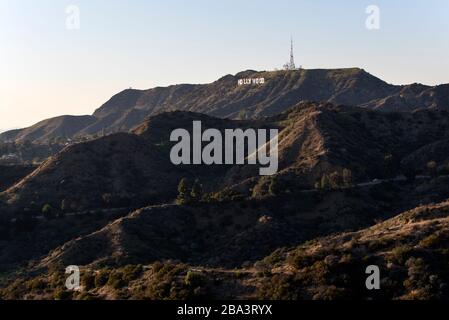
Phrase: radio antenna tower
[
  {"left": 289, "top": 37, "right": 296, "bottom": 70},
  {"left": 283, "top": 37, "right": 297, "bottom": 70}
]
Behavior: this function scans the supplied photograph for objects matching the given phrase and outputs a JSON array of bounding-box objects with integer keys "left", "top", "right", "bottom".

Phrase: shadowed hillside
[
  {"left": 3, "top": 188, "right": 449, "bottom": 300},
  {"left": 4, "top": 102, "right": 449, "bottom": 216},
  {"left": 3, "top": 103, "right": 449, "bottom": 300}
]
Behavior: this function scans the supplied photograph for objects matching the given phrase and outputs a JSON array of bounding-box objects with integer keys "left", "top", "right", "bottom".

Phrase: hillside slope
[
  {"left": 1, "top": 115, "right": 96, "bottom": 144},
  {"left": 254, "top": 199, "right": 449, "bottom": 300},
  {"left": 2, "top": 68, "right": 448, "bottom": 144},
  {"left": 3, "top": 190, "right": 449, "bottom": 300},
  {"left": 4, "top": 102, "right": 449, "bottom": 215}
]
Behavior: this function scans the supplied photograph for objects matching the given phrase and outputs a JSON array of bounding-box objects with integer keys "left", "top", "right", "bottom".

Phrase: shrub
[
  {"left": 28, "top": 278, "right": 47, "bottom": 291},
  {"left": 312, "top": 285, "right": 347, "bottom": 300},
  {"left": 184, "top": 271, "right": 204, "bottom": 288},
  {"left": 54, "top": 288, "right": 72, "bottom": 300},
  {"left": 94, "top": 269, "right": 110, "bottom": 288},
  {"left": 257, "top": 274, "right": 300, "bottom": 300},
  {"left": 268, "top": 177, "right": 281, "bottom": 196},
  {"left": 76, "top": 292, "right": 99, "bottom": 300},
  {"left": 427, "top": 161, "right": 437, "bottom": 178},
  {"left": 190, "top": 179, "right": 203, "bottom": 203},
  {"left": 121, "top": 265, "right": 143, "bottom": 282},
  {"left": 389, "top": 245, "right": 413, "bottom": 265},
  {"left": 176, "top": 178, "right": 192, "bottom": 205},
  {"left": 419, "top": 231, "right": 449, "bottom": 249},
  {"left": 107, "top": 271, "right": 126, "bottom": 289},
  {"left": 42, "top": 204, "right": 56, "bottom": 219},
  {"left": 342, "top": 169, "right": 353, "bottom": 186},
  {"left": 152, "top": 261, "right": 164, "bottom": 273},
  {"left": 82, "top": 273, "right": 95, "bottom": 291},
  {"left": 60, "top": 199, "right": 68, "bottom": 213}
]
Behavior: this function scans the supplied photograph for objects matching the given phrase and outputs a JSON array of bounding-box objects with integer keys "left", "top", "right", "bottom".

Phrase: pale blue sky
[{"left": 1, "top": 0, "right": 448, "bottom": 130}]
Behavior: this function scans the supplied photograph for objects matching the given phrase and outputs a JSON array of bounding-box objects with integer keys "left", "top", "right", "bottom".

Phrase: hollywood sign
[{"left": 237, "top": 78, "right": 265, "bottom": 86}]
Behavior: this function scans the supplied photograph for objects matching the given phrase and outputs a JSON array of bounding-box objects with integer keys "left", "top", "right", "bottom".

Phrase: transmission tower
[{"left": 289, "top": 37, "right": 296, "bottom": 70}]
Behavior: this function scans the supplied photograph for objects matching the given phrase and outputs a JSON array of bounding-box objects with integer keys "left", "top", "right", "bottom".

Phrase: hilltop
[{"left": 2, "top": 68, "right": 448, "bottom": 144}]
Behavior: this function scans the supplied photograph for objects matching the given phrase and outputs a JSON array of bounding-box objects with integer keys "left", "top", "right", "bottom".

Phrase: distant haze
[{"left": 1, "top": 0, "right": 448, "bottom": 130}]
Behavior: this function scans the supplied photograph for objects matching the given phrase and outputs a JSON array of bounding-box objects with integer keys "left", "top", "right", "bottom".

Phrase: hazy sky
[{"left": 1, "top": 0, "right": 448, "bottom": 130}]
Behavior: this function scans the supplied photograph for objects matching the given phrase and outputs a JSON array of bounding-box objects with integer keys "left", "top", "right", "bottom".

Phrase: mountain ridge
[{"left": 2, "top": 68, "right": 448, "bottom": 144}]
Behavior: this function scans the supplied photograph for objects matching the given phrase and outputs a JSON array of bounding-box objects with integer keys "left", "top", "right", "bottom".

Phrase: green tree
[
  {"left": 329, "top": 171, "right": 343, "bottom": 189},
  {"left": 61, "top": 199, "right": 68, "bottom": 213},
  {"left": 184, "top": 271, "right": 205, "bottom": 287},
  {"left": 42, "top": 204, "right": 55, "bottom": 220},
  {"left": 320, "top": 174, "right": 330, "bottom": 190},
  {"left": 176, "top": 178, "right": 192, "bottom": 205},
  {"left": 268, "top": 177, "right": 281, "bottom": 196},
  {"left": 427, "top": 160, "right": 437, "bottom": 178},
  {"left": 102, "top": 193, "right": 113, "bottom": 208},
  {"left": 190, "top": 179, "right": 203, "bottom": 203},
  {"left": 342, "top": 168, "right": 353, "bottom": 186},
  {"left": 57, "top": 200, "right": 67, "bottom": 218}
]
